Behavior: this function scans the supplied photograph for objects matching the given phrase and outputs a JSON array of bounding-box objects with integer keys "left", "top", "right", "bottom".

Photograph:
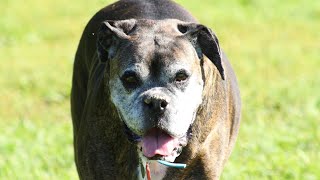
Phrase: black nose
[{"left": 143, "top": 96, "right": 169, "bottom": 114}]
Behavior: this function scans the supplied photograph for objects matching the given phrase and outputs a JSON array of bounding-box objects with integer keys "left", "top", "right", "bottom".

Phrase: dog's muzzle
[{"left": 124, "top": 123, "right": 193, "bottom": 161}]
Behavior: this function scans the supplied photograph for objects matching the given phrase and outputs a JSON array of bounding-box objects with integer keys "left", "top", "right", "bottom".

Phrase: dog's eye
[
  {"left": 121, "top": 71, "right": 140, "bottom": 89},
  {"left": 175, "top": 70, "right": 189, "bottom": 82},
  {"left": 124, "top": 75, "right": 137, "bottom": 83}
]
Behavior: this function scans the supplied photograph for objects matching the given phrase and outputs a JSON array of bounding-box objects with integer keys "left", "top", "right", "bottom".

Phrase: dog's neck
[{"left": 138, "top": 152, "right": 168, "bottom": 180}]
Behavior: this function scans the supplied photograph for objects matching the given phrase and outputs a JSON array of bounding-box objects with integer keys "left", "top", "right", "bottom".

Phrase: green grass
[{"left": 0, "top": 0, "right": 319, "bottom": 179}]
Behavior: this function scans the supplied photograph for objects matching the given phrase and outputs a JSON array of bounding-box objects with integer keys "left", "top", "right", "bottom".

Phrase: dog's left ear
[
  {"left": 178, "top": 23, "right": 225, "bottom": 80},
  {"left": 97, "top": 19, "right": 137, "bottom": 62}
]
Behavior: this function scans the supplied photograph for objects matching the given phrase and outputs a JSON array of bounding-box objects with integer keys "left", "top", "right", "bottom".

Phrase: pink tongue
[{"left": 141, "top": 128, "right": 179, "bottom": 158}]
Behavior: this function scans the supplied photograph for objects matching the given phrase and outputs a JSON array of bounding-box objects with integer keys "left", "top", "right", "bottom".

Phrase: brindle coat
[{"left": 71, "top": 0, "right": 241, "bottom": 179}]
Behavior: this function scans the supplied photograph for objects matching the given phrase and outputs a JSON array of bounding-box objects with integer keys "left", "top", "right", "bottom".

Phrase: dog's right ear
[
  {"left": 97, "top": 19, "right": 137, "bottom": 62},
  {"left": 177, "top": 23, "right": 225, "bottom": 80}
]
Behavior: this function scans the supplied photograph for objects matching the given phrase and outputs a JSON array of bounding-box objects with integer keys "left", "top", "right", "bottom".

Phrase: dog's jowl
[{"left": 71, "top": 0, "right": 241, "bottom": 179}]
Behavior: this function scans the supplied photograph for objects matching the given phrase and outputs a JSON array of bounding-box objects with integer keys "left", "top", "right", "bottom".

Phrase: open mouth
[
  {"left": 123, "top": 122, "right": 190, "bottom": 162},
  {"left": 138, "top": 128, "right": 187, "bottom": 162}
]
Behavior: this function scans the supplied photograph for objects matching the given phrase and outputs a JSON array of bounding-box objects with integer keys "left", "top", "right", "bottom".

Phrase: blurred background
[{"left": 0, "top": 0, "right": 319, "bottom": 179}]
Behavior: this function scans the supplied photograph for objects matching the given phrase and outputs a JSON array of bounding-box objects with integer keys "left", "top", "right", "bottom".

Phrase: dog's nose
[{"left": 144, "top": 96, "right": 169, "bottom": 114}]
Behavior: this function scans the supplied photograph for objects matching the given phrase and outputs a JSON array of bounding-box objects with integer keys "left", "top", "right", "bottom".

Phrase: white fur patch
[{"left": 164, "top": 70, "right": 203, "bottom": 137}]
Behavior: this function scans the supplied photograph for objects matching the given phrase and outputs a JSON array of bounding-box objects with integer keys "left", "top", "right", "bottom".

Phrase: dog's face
[{"left": 98, "top": 19, "right": 223, "bottom": 160}]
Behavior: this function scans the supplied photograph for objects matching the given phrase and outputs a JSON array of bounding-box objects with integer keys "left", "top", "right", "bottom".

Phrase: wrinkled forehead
[{"left": 116, "top": 19, "right": 199, "bottom": 73}]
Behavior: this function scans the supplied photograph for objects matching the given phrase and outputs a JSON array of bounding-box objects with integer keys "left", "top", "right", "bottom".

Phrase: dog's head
[{"left": 97, "top": 19, "right": 224, "bottom": 161}]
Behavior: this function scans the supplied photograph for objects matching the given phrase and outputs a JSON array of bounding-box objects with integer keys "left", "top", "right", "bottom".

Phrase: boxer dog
[{"left": 71, "top": 0, "right": 241, "bottom": 179}]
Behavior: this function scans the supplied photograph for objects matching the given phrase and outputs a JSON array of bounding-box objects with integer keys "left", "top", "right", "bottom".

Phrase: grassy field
[{"left": 0, "top": 0, "right": 319, "bottom": 179}]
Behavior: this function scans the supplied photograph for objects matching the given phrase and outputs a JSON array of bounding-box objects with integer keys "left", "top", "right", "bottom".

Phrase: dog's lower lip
[
  {"left": 141, "top": 145, "right": 183, "bottom": 162},
  {"left": 146, "top": 155, "right": 165, "bottom": 160}
]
